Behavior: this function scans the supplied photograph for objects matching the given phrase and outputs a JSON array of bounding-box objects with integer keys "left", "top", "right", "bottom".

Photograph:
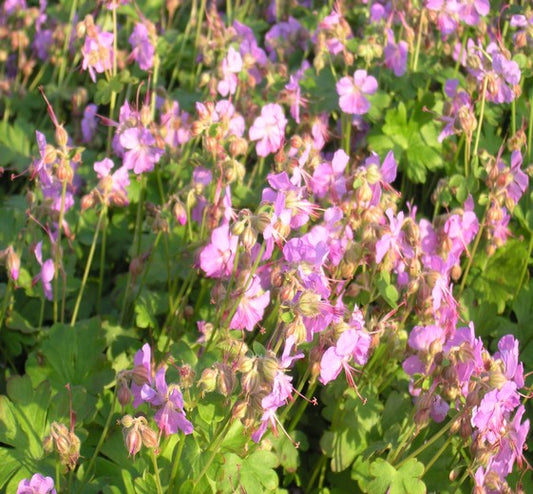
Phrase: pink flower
[
  {"left": 81, "top": 104, "right": 98, "bottom": 143},
  {"left": 17, "top": 473, "right": 56, "bottom": 494},
  {"left": 199, "top": 224, "right": 239, "bottom": 278},
  {"left": 129, "top": 23, "right": 155, "bottom": 71},
  {"left": 320, "top": 329, "right": 372, "bottom": 385},
  {"left": 249, "top": 103, "right": 287, "bottom": 157},
  {"left": 384, "top": 36, "right": 408, "bottom": 77},
  {"left": 82, "top": 29, "right": 114, "bottom": 82},
  {"left": 145, "top": 367, "right": 193, "bottom": 436},
  {"left": 336, "top": 70, "right": 377, "bottom": 115},
  {"left": 119, "top": 127, "right": 164, "bottom": 174},
  {"left": 33, "top": 242, "right": 54, "bottom": 301},
  {"left": 229, "top": 275, "right": 270, "bottom": 332},
  {"left": 217, "top": 46, "right": 242, "bottom": 97}
]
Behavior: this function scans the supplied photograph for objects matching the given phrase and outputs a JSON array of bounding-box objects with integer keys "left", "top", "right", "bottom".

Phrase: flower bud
[
  {"left": 172, "top": 200, "right": 187, "bottom": 225},
  {"left": 241, "top": 365, "right": 261, "bottom": 395},
  {"left": 139, "top": 422, "right": 159, "bottom": 450},
  {"left": 81, "top": 193, "right": 95, "bottom": 211},
  {"left": 241, "top": 225, "right": 256, "bottom": 251},
  {"left": 198, "top": 367, "right": 218, "bottom": 395},
  {"left": 232, "top": 399, "right": 248, "bottom": 420},
  {"left": 229, "top": 137, "right": 248, "bottom": 157},
  {"left": 140, "top": 105, "right": 152, "bottom": 127},
  {"left": 258, "top": 355, "right": 279, "bottom": 383},
  {"left": 123, "top": 422, "right": 143, "bottom": 458},
  {"left": 117, "top": 377, "right": 132, "bottom": 406},
  {"left": 132, "top": 364, "right": 149, "bottom": 386},
  {"left": 216, "top": 363, "right": 236, "bottom": 397},
  {"left": 6, "top": 246, "right": 20, "bottom": 281},
  {"left": 55, "top": 125, "right": 69, "bottom": 148},
  {"left": 295, "top": 290, "right": 323, "bottom": 318}
]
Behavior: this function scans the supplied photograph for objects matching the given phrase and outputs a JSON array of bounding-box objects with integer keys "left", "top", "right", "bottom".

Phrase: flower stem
[
  {"left": 422, "top": 434, "right": 453, "bottom": 476},
  {"left": 56, "top": 0, "right": 78, "bottom": 86},
  {"left": 53, "top": 179, "right": 68, "bottom": 324},
  {"left": 168, "top": 436, "right": 186, "bottom": 492},
  {"left": 396, "top": 417, "right": 455, "bottom": 469},
  {"left": 527, "top": 90, "right": 533, "bottom": 160},
  {"left": 471, "top": 77, "right": 488, "bottom": 174},
  {"left": 458, "top": 202, "right": 488, "bottom": 297},
  {"left": 120, "top": 176, "right": 146, "bottom": 326},
  {"left": 411, "top": 8, "right": 426, "bottom": 73},
  {"left": 151, "top": 450, "right": 164, "bottom": 494},
  {"left": 77, "top": 390, "right": 117, "bottom": 492},
  {"left": 96, "top": 213, "right": 108, "bottom": 314},
  {"left": 193, "top": 413, "right": 233, "bottom": 487},
  {"left": 513, "top": 232, "right": 533, "bottom": 301},
  {"left": 71, "top": 206, "right": 107, "bottom": 326}
]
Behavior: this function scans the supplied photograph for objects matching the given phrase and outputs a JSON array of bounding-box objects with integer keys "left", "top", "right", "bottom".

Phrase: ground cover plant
[{"left": 0, "top": 0, "right": 532, "bottom": 492}]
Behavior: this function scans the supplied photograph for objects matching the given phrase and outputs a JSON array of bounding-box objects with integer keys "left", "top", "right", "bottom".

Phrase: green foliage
[
  {"left": 368, "top": 99, "right": 444, "bottom": 183},
  {"left": 366, "top": 458, "right": 426, "bottom": 494}
]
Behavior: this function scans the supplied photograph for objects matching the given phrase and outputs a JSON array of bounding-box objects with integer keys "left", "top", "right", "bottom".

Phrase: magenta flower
[
  {"left": 33, "top": 242, "right": 54, "bottom": 301},
  {"left": 81, "top": 104, "right": 98, "bottom": 143},
  {"left": 17, "top": 473, "right": 56, "bottom": 494},
  {"left": 145, "top": 367, "right": 193, "bottom": 436},
  {"left": 217, "top": 46, "right": 242, "bottom": 97},
  {"left": 94, "top": 158, "right": 130, "bottom": 206},
  {"left": 229, "top": 275, "right": 270, "bottom": 332},
  {"left": 131, "top": 343, "right": 153, "bottom": 408},
  {"left": 119, "top": 127, "right": 164, "bottom": 174},
  {"left": 161, "top": 101, "right": 191, "bottom": 148},
  {"left": 129, "top": 23, "right": 154, "bottom": 71},
  {"left": 249, "top": 103, "right": 287, "bottom": 157},
  {"left": 336, "top": 70, "right": 377, "bottom": 115},
  {"left": 459, "top": 0, "right": 489, "bottom": 26},
  {"left": 320, "top": 329, "right": 371, "bottom": 385},
  {"left": 310, "top": 149, "right": 348, "bottom": 200},
  {"left": 199, "top": 224, "right": 239, "bottom": 278},
  {"left": 384, "top": 38, "right": 408, "bottom": 77},
  {"left": 81, "top": 29, "right": 114, "bottom": 82}
]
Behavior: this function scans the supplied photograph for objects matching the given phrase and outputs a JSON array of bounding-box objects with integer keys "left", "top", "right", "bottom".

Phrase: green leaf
[
  {"left": 215, "top": 449, "right": 280, "bottom": 493},
  {"left": 0, "top": 120, "right": 32, "bottom": 171},
  {"left": 0, "top": 376, "right": 56, "bottom": 490},
  {"left": 376, "top": 271, "right": 399, "bottom": 308},
  {"left": 320, "top": 387, "right": 383, "bottom": 472},
  {"left": 469, "top": 239, "right": 527, "bottom": 314},
  {"left": 25, "top": 318, "right": 113, "bottom": 394},
  {"left": 135, "top": 290, "right": 167, "bottom": 329},
  {"left": 368, "top": 458, "right": 426, "bottom": 494}
]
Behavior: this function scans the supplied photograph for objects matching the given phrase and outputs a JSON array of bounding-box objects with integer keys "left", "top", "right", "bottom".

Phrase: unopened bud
[
  {"left": 296, "top": 290, "right": 323, "bottom": 318},
  {"left": 172, "top": 200, "right": 187, "bottom": 225},
  {"left": 55, "top": 125, "right": 69, "bottom": 148},
  {"left": 124, "top": 423, "right": 142, "bottom": 458},
  {"left": 241, "top": 225, "right": 256, "bottom": 251},
  {"left": 259, "top": 355, "right": 279, "bottom": 383},
  {"left": 216, "top": 363, "right": 236, "bottom": 397},
  {"left": 198, "top": 367, "right": 218, "bottom": 395},
  {"left": 139, "top": 422, "right": 159, "bottom": 450},
  {"left": 117, "top": 378, "right": 132, "bottom": 407},
  {"left": 6, "top": 246, "right": 20, "bottom": 281},
  {"left": 81, "top": 193, "right": 95, "bottom": 211},
  {"left": 229, "top": 137, "right": 248, "bottom": 157},
  {"left": 140, "top": 106, "right": 152, "bottom": 127}
]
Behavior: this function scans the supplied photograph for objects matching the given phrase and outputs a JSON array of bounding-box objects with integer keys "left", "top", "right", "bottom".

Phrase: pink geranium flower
[
  {"left": 249, "top": 103, "right": 287, "bottom": 157},
  {"left": 336, "top": 70, "right": 378, "bottom": 115},
  {"left": 33, "top": 242, "right": 54, "bottom": 301},
  {"left": 199, "top": 224, "right": 239, "bottom": 278},
  {"left": 129, "top": 22, "right": 155, "bottom": 71},
  {"left": 82, "top": 29, "right": 114, "bottom": 82},
  {"left": 229, "top": 275, "right": 270, "bottom": 332},
  {"left": 320, "top": 329, "right": 372, "bottom": 385}
]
